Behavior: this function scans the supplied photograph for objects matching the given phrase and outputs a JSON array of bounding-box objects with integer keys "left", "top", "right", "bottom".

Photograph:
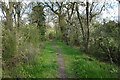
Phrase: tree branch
[{"left": 45, "top": 2, "right": 59, "bottom": 15}]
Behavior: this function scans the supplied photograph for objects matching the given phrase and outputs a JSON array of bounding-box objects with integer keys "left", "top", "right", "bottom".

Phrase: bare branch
[{"left": 44, "top": 2, "right": 59, "bottom": 15}]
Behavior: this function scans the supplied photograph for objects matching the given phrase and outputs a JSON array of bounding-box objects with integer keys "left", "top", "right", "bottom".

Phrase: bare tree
[
  {"left": 75, "top": 0, "right": 105, "bottom": 52},
  {"left": 0, "top": 1, "right": 14, "bottom": 30},
  {"left": 43, "top": 1, "right": 75, "bottom": 41}
]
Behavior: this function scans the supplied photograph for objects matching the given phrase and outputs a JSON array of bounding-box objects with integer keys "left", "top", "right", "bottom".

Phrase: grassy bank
[
  {"left": 3, "top": 40, "right": 119, "bottom": 78},
  {"left": 54, "top": 41, "right": 119, "bottom": 78},
  {"left": 13, "top": 41, "right": 59, "bottom": 78}
]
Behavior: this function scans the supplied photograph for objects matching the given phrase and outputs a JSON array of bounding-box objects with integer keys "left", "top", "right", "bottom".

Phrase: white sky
[
  {"left": 0, "top": 13, "right": 2, "bottom": 17},
  {"left": 48, "top": 22, "right": 55, "bottom": 27},
  {"left": 101, "top": 0, "right": 118, "bottom": 21},
  {"left": 0, "top": 0, "right": 119, "bottom": 24}
]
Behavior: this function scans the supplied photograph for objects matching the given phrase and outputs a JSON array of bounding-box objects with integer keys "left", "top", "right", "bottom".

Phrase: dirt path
[{"left": 52, "top": 40, "right": 67, "bottom": 78}]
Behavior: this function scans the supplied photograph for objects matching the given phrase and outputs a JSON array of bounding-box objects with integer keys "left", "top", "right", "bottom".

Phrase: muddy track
[{"left": 52, "top": 40, "right": 67, "bottom": 78}]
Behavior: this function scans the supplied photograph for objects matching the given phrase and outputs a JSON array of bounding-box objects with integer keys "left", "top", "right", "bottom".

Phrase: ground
[
  {"left": 13, "top": 40, "right": 119, "bottom": 78},
  {"left": 52, "top": 40, "right": 67, "bottom": 78}
]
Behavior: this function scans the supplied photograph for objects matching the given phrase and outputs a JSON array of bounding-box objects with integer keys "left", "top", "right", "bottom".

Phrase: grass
[
  {"left": 14, "top": 41, "right": 59, "bottom": 78},
  {"left": 4, "top": 40, "right": 119, "bottom": 78},
  {"left": 54, "top": 41, "right": 119, "bottom": 78}
]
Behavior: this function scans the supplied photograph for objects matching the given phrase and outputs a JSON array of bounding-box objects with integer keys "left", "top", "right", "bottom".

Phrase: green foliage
[
  {"left": 49, "top": 32, "right": 55, "bottom": 39},
  {"left": 74, "top": 56, "right": 118, "bottom": 78},
  {"left": 2, "top": 25, "right": 44, "bottom": 77},
  {"left": 29, "top": 3, "right": 45, "bottom": 25},
  {"left": 2, "top": 29, "right": 16, "bottom": 60},
  {"left": 90, "top": 20, "right": 120, "bottom": 64},
  {"left": 55, "top": 30, "right": 63, "bottom": 41},
  {"left": 54, "top": 41, "right": 119, "bottom": 78},
  {"left": 2, "top": 28, "right": 17, "bottom": 78},
  {"left": 28, "top": 2, "right": 46, "bottom": 39},
  {"left": 14, "top": 41, "right": 59, "bottom": 78},
  {"left": 17, "top": 26, "right": 41, "bottom": 64}
]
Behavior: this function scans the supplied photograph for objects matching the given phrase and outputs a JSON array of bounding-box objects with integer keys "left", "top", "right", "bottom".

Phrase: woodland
[{"left": 0, "top": 0, "right": 120, "bottom": 78}]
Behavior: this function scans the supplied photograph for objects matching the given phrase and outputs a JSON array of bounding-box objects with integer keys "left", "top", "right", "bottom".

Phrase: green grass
[
  {"left": 14, "top": 41, "right": 59, "bottom": 78},
  {"left": 54, "top": 41, "right": 119, "bottom": 78},
  {"left": 7, "top": 40, "right": 119, "bottom": 78}
]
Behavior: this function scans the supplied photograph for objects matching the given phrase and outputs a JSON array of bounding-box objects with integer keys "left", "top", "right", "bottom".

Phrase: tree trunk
[
  {"left": 58, "top": 15, "right": 67, "bottom": 41},
  {"left": 6, "top": 12, "right": 13, "bottom": 30},
  {"left": 17, "top": 13, "right": 20, "bottom": 28},
  {"left": 86, "top": 0, "right": 89, "bottom": 53}
]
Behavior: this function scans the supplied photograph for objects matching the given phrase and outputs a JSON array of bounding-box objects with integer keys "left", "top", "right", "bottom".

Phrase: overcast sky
[
  {"left": 0, "top": 0, "right": 119, "bottom": 25},
  {"left": 101, "top": 0, "right": 118, "bottom": 22}
]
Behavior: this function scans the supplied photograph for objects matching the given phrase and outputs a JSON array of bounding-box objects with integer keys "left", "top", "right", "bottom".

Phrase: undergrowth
[
  {"left": 54, "top": 41, "right": 119, "bottom": 78},
  {"left": 14, "top": 41, "right": 59, "bottom": 78}
]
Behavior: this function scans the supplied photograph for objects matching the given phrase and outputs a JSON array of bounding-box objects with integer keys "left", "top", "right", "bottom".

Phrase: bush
[
  {"left": 2, "top": 25, "right": 45, "bottom": 77},
  {"left": 49, "top": 32, "right": 55, "bottom": 39}
]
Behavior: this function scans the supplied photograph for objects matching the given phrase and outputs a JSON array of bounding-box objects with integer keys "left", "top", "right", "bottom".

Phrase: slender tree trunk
[
  {"left": 76, "top": 3, "right": 85, "bottom": 42},
  {"left": 14, "top": 13, "right": 17, "bottom": 27},
  {"left": 86, "top": 0, "right": 89, "bottom": 53},
  {"left": 76, "top": 3, "right": 86, "bottom": 50},
  {"left": 107, "top": 48, "right": 114, "bottom": 64},
  {"left": 17, "top": 2, "right": 21, "bottom": 28},
  {"left": 17, "top": 14, "right": 20, "bottom": 28}
]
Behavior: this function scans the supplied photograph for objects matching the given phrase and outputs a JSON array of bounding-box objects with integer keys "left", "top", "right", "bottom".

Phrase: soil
[{"left": 52, "top": 40, "right": 67, "bottom": 78}]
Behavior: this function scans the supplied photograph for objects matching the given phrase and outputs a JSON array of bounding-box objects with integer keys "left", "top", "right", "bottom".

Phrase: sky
[
  {"left": 100, "top": 0, "right": 118, "bottom": 22},
  {"left": 0, "top": 9, "right": 2, "bottom": 18},
  {"left": 0, "top": 0, "right": 119, "bottom": 25}
]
